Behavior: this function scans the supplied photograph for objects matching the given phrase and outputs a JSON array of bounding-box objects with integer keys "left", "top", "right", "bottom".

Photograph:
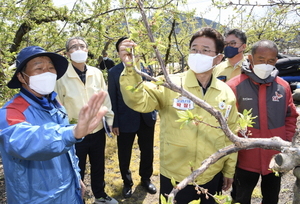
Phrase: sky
[{"left": 52, "top": 0, "right": 270, "bottom": 25}]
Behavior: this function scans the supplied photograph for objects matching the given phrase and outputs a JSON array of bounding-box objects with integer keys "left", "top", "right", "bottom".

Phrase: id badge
[{"left": 173, "top": 96, "right": 194, "bottom": 110}]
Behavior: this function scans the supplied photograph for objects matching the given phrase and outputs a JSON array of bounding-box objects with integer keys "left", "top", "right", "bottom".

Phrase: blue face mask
[{"left": 224, "top": 46, "right": 239, "bottom": 58}]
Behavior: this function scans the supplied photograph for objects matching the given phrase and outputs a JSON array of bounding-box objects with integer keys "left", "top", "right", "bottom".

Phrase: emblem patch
[{"left": 272, "top": 91, "right": 283, "bottom": 102}]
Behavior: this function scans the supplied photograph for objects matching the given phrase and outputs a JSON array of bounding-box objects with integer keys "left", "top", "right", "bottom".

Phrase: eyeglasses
[
  {"left": 224, "top": 41, "right": 243, "bottom": 47},
  {"left": 189, "top": 48, "right": 217, "bottom": 55},
  {"left": 68, "top": 44, "right": 87, "bottom": 51}
]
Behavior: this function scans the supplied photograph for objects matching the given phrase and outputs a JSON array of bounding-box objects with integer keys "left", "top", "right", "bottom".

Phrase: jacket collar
[
  {"left": 225, "top": 56, "right": 247, "bottom": 68},
  {"left": 66, "top": 62, "right": 92, "bottom": 77},
  {"left": 20, "top": 87, "right": 59, "bottom": 110},
  {"left": 185, "top": 69, "right": 221, "bottom": 91},
  {"left": 241, "top": 59, "right": 278, "bottom": 84}
]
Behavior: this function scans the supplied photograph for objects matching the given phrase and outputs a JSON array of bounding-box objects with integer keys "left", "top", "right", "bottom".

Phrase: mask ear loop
[
  {"left": 21, "top": 72, "right": 29, "bottom": 86},
  {"left": 212, "top": 53, "right": 222, "bottom": 68},
  {"left": 237, "top": 43, "right": 245, "bottom": 54}
]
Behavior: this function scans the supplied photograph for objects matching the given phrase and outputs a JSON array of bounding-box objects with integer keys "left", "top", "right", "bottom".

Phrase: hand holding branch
[{"left": 118, "top": 39, "right": 137, "bottom": 67}]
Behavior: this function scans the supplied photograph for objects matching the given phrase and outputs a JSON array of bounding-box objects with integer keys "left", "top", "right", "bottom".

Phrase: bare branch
[
  {"left": 81, "top": 0, "right": 175, "bottom": 24},
  {"left": 168, "top": 137, "right": 292, "bottom": 202},
  {"left": 214, "top": 1, "right": 300, "bottom": 8}
]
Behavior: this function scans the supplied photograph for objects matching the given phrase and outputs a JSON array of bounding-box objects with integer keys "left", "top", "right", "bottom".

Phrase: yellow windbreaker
[
  {"left": 213, "top": 56, "right": 247, "bottom": 82},
  {"left": 120, "top": 67, "right": 239, "bottom": 185}
]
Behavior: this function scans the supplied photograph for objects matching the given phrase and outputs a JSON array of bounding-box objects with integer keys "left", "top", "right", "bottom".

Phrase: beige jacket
[{"left": 55, "top": 63, "right": 114, "bottom": 133}]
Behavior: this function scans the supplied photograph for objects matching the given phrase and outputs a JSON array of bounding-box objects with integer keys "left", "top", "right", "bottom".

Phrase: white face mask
[
  {"left": 70, "top": 50, "right": 88, "bottom": 63},
  {"left": 23, "top": 72, "right": 57, "bottom": 95},
  {"left": 188, "top": 53, "right": 218, "bottom": 74},
  {"left": 253, "top": 64, "right": 275, "bottom": 79},
  {"left": 103, "top": 57, "right": 108, "bottom": 60}
]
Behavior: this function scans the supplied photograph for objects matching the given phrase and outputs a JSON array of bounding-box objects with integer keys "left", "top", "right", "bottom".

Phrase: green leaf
[
  {"left": 188, "top": 198, "right": 201, "bottom": 204},
  {"left": 152, "top": 80, "right": 164, "bottom": 85},
  {"left": 186, "top": 109, "right": 194, "bottom": 118},
  {"left": 175, "top": 118, "right": 188, "bottom": 123},
  {"left": 69, "top": 118, "right": 78, "bottom": 124},
  {"left": 237, "top": 108, "right": 257, "bottom": 130},
  {"left": 176, "top": 111, "right": 189, "bottom": 119},
  {"left": 171, "top": 177, "right": 177, "bottom": 187},
  {"left": 125, "top": 85, "right": 134, "bottom": 91},
  {"left": 179, "top": 120, "right": 189, "bottom": 129},
  {"left": 125, "top": 85, "right": 138, "bottom": 93},
  {"left": 160, "top": 194, "right": 167, "bottom": 204}
]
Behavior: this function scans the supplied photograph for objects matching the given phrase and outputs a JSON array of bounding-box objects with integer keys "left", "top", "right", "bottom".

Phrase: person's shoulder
[
  {"left": 215, "top": 59, "right": 230, "bottom": 69},
  {"left": 2, "top": 94, "right": 29, "bottom": 112},
  {"left": 213, "top": 77, "right": 236, "bottom": 95},
  {"left": 109, "top": 63, "right": 123, "bottom": 72},
  {"left": 164, "top": 71, "right": 185, "bottom": 82},
  {"left": 214, "top": 76, "right": 231, "bottom": 88},
  {"left": 86, "top": 64, "right": 99, "bottom": 70},
  {"left": 275, "top": 76, "right": 290, "bottom": 87},
  {"left": 215, "top": 59, "right": 228, "bottom": 67},
  {"left": 227, "top": 73, "right": 248, "bottom": 85}
]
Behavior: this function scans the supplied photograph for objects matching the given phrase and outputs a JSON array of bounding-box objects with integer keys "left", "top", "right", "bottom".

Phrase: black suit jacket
[
  {"left": 99, "top": 58, "right": 115, "bottom": 70},
  {"left": 108, "top": 63, "right": 156, "bottom": 133}
]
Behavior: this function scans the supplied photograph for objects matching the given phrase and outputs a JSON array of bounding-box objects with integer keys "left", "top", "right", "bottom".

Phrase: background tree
[
  {"left": 211, "top": 0, "right": 300, "bottom": 54},
  {"left": 0, "top": 0, "right": 208, "bottom": 103}
]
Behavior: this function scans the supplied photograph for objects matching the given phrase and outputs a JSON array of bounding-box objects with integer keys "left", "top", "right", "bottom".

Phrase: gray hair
[
  {"left": 65, "top": 36, "right": 88, "bottom": 52},
  {"left": 251, "top": 40, "right": 278, "bottom": 55}
]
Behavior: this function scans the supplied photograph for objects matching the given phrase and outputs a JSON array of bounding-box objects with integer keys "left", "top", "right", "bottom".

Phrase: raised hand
[{"left": 73, "top": 91, "right": 108, "bottom": 139}]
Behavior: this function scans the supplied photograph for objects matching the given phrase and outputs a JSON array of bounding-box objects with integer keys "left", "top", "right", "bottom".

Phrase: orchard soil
[{"left": 0, "top": 117, "right": 297, "bottom": 204}]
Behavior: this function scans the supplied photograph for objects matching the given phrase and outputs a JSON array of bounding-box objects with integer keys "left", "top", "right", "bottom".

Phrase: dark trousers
[
  {"left": 160, "top": 173, "right": 221, "bottom": 204},
  {"left": 233, "top": 167, "right": 281, "bottom": 204},
  {"left": 75, "top": 129, "right": 106, "bottom": 198},
  {"left": 117, "top": 117, "right": 155, "bottom": 186}
]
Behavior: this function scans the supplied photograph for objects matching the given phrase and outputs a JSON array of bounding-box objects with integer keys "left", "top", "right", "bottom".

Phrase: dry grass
[{"left": 83, "top": 117, "right": 161, "bottom": 204}]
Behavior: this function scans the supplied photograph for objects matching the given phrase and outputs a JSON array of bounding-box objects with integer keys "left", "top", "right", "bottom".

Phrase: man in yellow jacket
[
  {"left": 55, "top": 37, "right": 117, "bottom": 204},
  {"left": 118, "top": 27, "right": 239, "bottom": 204},
  {"left": 213, "top": 29, "right": 247, "bottom": 82}
]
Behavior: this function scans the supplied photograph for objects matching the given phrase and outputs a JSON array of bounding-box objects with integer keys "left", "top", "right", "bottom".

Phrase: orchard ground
[{"left": 0, "top": 116, "right": 297, "bottom": 204}]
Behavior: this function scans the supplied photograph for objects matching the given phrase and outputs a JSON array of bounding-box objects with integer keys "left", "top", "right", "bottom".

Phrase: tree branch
[
  {"left": 213, "top": 1, "right": 300, "bottom": 8},
  {"left": 167, "top": 137, "right": 292, "bottom": 202}
]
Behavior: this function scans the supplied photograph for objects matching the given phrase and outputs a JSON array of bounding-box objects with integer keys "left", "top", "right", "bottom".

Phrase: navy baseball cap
[{"left": 7, "top": 46, "right": 68, "bottom": 89}]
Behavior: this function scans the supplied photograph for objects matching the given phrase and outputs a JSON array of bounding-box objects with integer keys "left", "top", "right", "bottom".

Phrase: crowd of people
[{"left": 0, "top": 27, "right": 298, "bottom": 204}]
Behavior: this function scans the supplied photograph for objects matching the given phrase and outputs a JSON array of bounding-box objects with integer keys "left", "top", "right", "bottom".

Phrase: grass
[{"left": 82, "top": 117, "right": 161, "bottom": 204}]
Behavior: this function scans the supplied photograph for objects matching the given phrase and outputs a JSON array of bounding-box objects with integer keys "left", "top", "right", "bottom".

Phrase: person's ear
[
  {"left": 248, "top": 54, "right": 254, "bottom": 67},
  {"left": 241, "top": 43, "right": 247, "bottom": 52},
  {"left": 17, "top": 72, "right": 27, "bottom": 85},
  {"left": 214, "top": 54, "right": 224, "bottom": 65},
  {"left": 66, "top": 51, "right": 71, "bottom": 59}
]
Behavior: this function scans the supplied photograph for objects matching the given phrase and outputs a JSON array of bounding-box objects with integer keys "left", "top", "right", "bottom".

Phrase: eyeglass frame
[
  {"left": 189, "top": 47, "right": 217, "bottom": 55},
  {"left": 224, "top": 41, "right": 244, "bottom": 47},
  {"left": 68, "top": 44, "right": 87, "bottom": 51}
]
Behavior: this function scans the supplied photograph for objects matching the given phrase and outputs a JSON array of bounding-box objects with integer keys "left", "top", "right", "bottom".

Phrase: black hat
[{"left": 7, "top": 46, "right": 68, "bottom": 89}]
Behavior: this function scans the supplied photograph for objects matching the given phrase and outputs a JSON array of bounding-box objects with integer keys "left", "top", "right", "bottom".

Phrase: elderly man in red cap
[{"left": 0, "top": 46, "right": 108, "bottom": 204}]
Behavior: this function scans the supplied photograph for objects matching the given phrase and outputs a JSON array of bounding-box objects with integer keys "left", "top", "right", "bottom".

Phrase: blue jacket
[
  {"left": 0, "top": 88, "right": 83, "bottom": 204},
  {"left": 108, "top": 63, "right": 156, "bottom": 133}
]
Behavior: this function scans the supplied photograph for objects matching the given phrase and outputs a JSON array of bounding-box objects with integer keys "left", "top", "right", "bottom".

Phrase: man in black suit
[
  {"left": 108, "top": 37, "right": 157, "bottom": 198},
  {"left": 99, "top": 52, "right": 115, "bottom": 70}
]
